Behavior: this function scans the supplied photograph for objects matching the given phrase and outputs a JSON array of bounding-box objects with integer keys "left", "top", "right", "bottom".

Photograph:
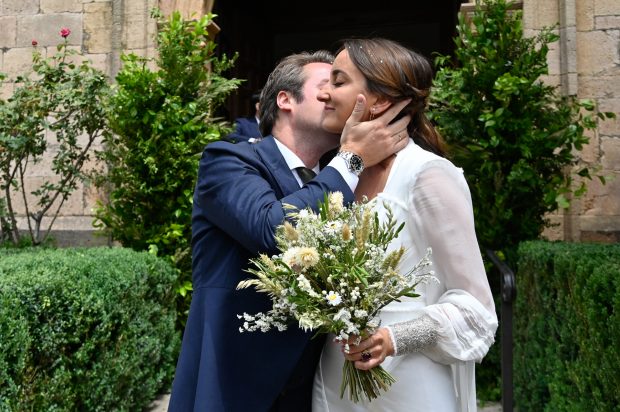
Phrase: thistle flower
[{"left": 297, "top": 247, "right": 319, "bottom": 268}]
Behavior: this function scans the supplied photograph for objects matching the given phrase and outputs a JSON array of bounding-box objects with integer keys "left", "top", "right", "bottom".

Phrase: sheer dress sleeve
[{"left": 386, "top": 163, "right": 498, "bottom": 364}]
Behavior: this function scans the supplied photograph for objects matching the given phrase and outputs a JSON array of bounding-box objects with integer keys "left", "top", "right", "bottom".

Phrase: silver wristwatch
[{"left": 337, "top": 151, "right": 364, "bottom": 176}]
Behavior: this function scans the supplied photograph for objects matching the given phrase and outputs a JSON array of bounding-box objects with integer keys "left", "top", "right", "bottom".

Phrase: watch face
[
  {"left": 350, "top": 154, "right": 363, "bottom": 172},
  {"left": 338, "top": 151, "right": 364, "bottom": 175}
]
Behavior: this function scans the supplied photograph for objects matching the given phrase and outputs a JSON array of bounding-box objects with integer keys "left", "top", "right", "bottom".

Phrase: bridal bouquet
[{"left": 237, "top": 192, "right": 434, "bottom": 403}]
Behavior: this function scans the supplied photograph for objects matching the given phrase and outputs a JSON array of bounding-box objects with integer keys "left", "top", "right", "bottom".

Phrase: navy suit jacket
[
  {"left": 226, "top": 116, "right": 262, "bottom": 143},
  {"left": 168, "top": 136, "right": 354, "bottom": 411}
]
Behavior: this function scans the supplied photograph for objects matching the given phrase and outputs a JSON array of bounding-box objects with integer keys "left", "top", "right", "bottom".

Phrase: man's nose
[{"left": 316, "top": 89, "right": 328, "bottom": 102}]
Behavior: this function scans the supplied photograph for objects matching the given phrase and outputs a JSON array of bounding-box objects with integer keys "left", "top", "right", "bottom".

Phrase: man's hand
[{"left": 339, "top": 95, "right": 411, "bottom": 167}]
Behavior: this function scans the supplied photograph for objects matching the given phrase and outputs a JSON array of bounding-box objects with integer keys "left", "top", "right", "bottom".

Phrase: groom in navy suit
[{"left": 169, "top": 50, "right": 411, "bottom": 411}]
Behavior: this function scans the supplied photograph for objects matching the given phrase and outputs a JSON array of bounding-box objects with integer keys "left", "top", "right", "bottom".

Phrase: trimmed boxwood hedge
[
  {"left": 515, "top": 241, "right": 620, "bottom": 411},
  {"left": 0, "top": 247, "right": 180, "bottom": 411}
]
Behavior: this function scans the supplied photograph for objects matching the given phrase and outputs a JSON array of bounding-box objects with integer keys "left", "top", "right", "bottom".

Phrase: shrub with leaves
[
  {"left": 429, "top": 0, "right": 615, "bottom": 402},
  {"left": 429, "top": 0, "right": 615, "bottom": 252},
  {"left": 93, "top": 11, "right": 241, "bottom": 326},
  {"left": 0, "top": 28, "right": 109, "bottom": 246},
  {"left": 0, "top": 247, "right": 179, "bottom": 411}
]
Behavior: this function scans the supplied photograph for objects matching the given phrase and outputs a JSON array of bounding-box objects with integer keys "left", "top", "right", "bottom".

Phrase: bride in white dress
[{"left": 312, "top": 38, "right": 498, "bottom": 412}]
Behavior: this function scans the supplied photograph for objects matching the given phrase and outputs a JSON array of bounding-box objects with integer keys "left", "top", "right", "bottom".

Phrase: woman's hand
[
  {"left": 341, "top": 328, "right": 395, "bottom": 371},
  {"left": 339, "top": 95, "right": 411, "bottom": 168}
]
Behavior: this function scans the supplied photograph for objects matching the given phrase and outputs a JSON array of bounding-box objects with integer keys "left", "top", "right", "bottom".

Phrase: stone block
[
  {"left": 601, "top": 137, "right": 620, "bottom": 170},
  {"left": 43, "top": 45, "right": 84, "bottom": 67},
  {"left": 122, "top": 15, "right": 151, "bottom": 50},
  {"left": 576, "top": 30, "right": 620, "bottom": 76},
  {"left": 17, "top": 14, "right": 83, "bottom": 47},
  {"left": 50, "top": 216, "right": 95, "bottom": 230},
  {"left": 83, "top": 53, "right": 110, "bottom": 75},
  {"left": 1, "top": 0, "right": 40, "bottom": 15},
  {"left": 579, "top": 128, "right": 600, "bottom": 164},
  {"left": 7, "top": 175, "right": 85, "bottom": 216},
  {"left": 597, "top": 98, "right": 620, "bottom": 136},
  {"left": 541, "top": 213, "right": 565, "bottom": 241},
  {"left": 578, "top": 75, "right": 619, "bottom": 99},
  {"left": 546, "top": 38, "right": 562, "bottom": 76},
  {"left": 579, "top": 215, "right": 620, "bottom": 233},
  {"left": 123, "top": 0, "right": 148, "bottom": 16},
  {"left": 539, "top": 74, "right": 561, "bottom": 88},
  {"left": 0, "top": 16, "right": 17, "bottom": 48},
  {"left": 559, "top": 26, "right": 577, "bottom": 73},
  {"left": 580, "top": 170, "right": 620, "bottom": 216},
  {"left": 0, "top": 82, "right": 15, "bottom": 100},
  {"left": 576, "top": 0, "right": 595, "bottom": 31},
  {"left": 523, "top": 0, "right": 560, "bottom": 30},
  {"left": 2, "top": 47, "right": 36, "bottom": 79},
  {"left": 595, "top": 16, "right": 620, "bottom": 30},
  {"left": 560, "top": 0, "right": 577, "bottom": 27},
  {"left": 84, "top": 1, "right": 113, "bottom": 53},
  {"left": 40, "top": 0, "right": 82, "bottom": 13},
  {"left": 594, "top": 0, "right": 620, "bottom": 16}
]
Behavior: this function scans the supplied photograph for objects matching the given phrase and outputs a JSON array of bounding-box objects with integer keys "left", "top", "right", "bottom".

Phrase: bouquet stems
[{"left": 340, "top": 360, "right": 396, "bottom": 403}]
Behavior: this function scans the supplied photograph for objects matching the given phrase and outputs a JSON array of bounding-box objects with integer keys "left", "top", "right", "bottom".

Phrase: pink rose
[
  {"left": 60, "top": 27, "right": 71, "bottom": 38},
  {"left": 32, "top": 39, "right": 38, "bottom": 46}
]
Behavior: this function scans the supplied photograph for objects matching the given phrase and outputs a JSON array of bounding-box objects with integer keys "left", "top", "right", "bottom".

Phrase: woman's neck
[{"left": 354, "top": 154, "right": 396, "bottom": 201}]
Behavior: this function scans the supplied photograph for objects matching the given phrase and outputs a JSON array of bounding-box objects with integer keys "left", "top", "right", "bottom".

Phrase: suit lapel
[{"left": 254, "top": 136, "right": 300, "bottom": 197}]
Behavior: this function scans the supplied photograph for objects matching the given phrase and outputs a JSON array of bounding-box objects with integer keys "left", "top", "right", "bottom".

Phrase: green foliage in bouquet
[
  {"left": 238, "top": 192, "right": 435, "bottom": 403},
  {"left": 93, "top": 11, "right": 241, "bottom": 328},
  {"left": 0, "top": 29, "right": 109, "bottom": 246},
  {"left": 0, "top": 247, "right": 179, "bottom": 411},
  {"left": 429, "top": 0, "right": 615, "bottom": 252}
]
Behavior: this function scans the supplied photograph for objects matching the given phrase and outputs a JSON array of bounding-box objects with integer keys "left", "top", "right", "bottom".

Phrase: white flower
[
  {"left": 282, "top": 246, "right": 320, "bottom": 270},
  {"left": 333, "top": 307, "right": 351, "bottom": 321},
  {"left": 282, "top": 247, "right": 300, "bottom": 268},
  {"left": 354, "top": 309, "right": 368, "bottom": 318},
  {"left": 326, "top": 291, "right": 342, "bottom": 306},
  {"left": 297, "top": 274, "right": 321, "bottom": 298}
]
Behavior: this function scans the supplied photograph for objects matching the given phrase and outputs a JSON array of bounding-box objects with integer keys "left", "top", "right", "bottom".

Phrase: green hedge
[
  {"left": 515, "top": 241, "right": 620, "bottom": 411},
  {"left": 0, "top": 247, "right": 180, "bottom": 411}
]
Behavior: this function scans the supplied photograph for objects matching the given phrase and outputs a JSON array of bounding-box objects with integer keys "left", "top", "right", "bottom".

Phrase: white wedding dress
[{"left": 312, "top": 140, "right": 498, "bottom": 412}]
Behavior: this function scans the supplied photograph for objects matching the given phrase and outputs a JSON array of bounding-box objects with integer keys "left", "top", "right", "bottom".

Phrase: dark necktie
[{"left": 295, "top": 167, "right": 316, "bottom": 185}]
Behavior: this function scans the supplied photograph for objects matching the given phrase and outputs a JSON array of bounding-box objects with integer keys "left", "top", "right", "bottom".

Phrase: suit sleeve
[
  {"left": 194, "top": 143, "right": 354, "bottom": 254},
  {"left": 224, "top": 120, "right": 250, "bottom": 143}
]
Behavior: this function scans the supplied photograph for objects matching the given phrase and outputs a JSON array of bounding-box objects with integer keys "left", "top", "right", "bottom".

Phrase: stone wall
[
  {"left": 1, "top": 0, "right": 618, "bottom": 245},
  {"left": 0, "top": 0, "right": 159, "bottom": 245},
  {"left": 523, "top": 0, "right": 620, "bottom": 242}
]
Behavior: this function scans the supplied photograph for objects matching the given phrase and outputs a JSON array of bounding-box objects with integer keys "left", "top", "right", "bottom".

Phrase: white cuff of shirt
[{"left": 326, "top": 155, "right": 359, "bottom": 193}]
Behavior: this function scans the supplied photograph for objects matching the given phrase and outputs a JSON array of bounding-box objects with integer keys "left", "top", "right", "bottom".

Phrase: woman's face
[{"left": 317, "top": 49, "right": 378, "bottom": 134}]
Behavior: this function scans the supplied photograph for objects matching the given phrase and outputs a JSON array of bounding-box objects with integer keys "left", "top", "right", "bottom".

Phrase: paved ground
[{"left": 147, "top": 393, "right": 503, "bottom": 411}]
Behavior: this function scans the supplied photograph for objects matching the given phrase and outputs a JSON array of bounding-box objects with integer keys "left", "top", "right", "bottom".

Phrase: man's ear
[
  {"left": 276, "top": 91, "right": 293, "bottom": 112},
  {"left": 370, "top": 97, "right": 393, "bottom": 117}
]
